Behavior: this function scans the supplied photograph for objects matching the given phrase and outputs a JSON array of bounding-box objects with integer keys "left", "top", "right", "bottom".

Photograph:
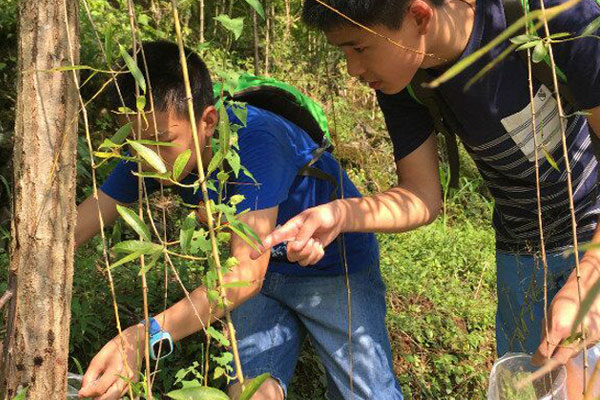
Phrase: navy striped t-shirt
[{"left": 377, "top": 0, "right": 600, "bottom": 252}]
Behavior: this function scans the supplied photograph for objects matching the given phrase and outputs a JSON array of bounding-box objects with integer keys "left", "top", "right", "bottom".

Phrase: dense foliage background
[{"left": 0, "top": 0, "right": 496, "bottom": 398}]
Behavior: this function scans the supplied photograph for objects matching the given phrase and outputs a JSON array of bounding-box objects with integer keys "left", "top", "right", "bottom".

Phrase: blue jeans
[
  {"left": 230, "top": 255, "right": 403, "bottom": 400},
  {"left": 496, "top": 250, "right": 574, "bottom": 356}
]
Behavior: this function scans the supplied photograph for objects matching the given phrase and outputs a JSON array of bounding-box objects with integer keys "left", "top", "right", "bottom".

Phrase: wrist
[{"left": 331, "top": 199, "right": 349, "bottom": 233}]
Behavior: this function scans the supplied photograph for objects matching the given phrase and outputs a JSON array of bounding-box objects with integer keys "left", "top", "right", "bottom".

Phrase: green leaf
[
  {"left": 206, "top": 326, "right": 230, "bottom": 346},
  {"left": 244, "top": 0, "right": 265, "bottom": 19},
  {"left": 136, "top": 95, "right": 147, "bottom": 112},
  {"left": 509, "top": 34, "right": 539, "bottom": 45},
  {"left": 127, "top": 140, "right": 168, "bottom": 174},
  {"left": 230, "top": 103, "right": 248, "bottom": 126},
  {"left": 218, "top": 106, "right": 232, "bottom": 156},
  {"left": 224, "top": 257, "right": 239, "bottom": 269},
  {"left": 548, "top": 32, "right": 571, "bottom": 40},
  {"left": 227, "top": 221, "right": 260, "bottom": 250},
  {"left": 226, "top": 151, "right": 241, "bottom": 178},
  {"left": 208, "top": 289, "right": 220, "bottom": 302},
  {"left": 134, "top": 139, "right": 179, "bottom": 147},
  {"left": 190, "top": 229, "right": 212, "bottom": 254},
  {"left": 213, "top": 366, "right": 225, "bottom": 380},
  {"left": 222, "top": 281, "right": 251, "bottom": 289},
  {"left": 98, "top": 139, "right": 122, "bottom": 150},
  {"left": 229, "top": 194, "right": 245, "bottom": 206},
  {"left": 180, "top": 212, "right": 197, "bottom": 254},
  {"left": 217, "top": 171, "right": 229, "bottom": 182},
  {"left": 516, "top": 40, "right": 542, "bottom": 51},
  {"left": 13, "top": 387, "right": 28, "bottom": 400},
  {"left": 117, "top": 106, "right": 136, "bottom": 115},
  {"left": 93, "top": 151, "right": 118, "bottom": 159},
  {"left": 119, "top": 44, "right": 146, "bottom": 93},
  {"left": 173, "top": 149, "right": 192, "bottom": 181},
  {"left": 139, "top": 250, "right": 161, "bottom": 275},
  {"left": 532, "top": 41, "right": 548, "bottom": 63},
  {"left": 240, "top": 373, "right": 271, "bottom": 400},
  {"left": 582, "top": 15, "right": 600, "bottom": 36},
  {"left": 113, "top": 240, "right": 162, "bottom": 255},
  {"left": 167, "top": 385, "right": 230, "bottom": 400},
  {"left": 542, "top": 148, "right": 560, "bottom": 171},
  {"left": 212, "top": 352, "right": 233, "bottom": 366},
  {"left": 53, "top": 65, "right": 95, "bottom": 71},
  {"left": 131, "top": 171, "right": 171, "bottom": 180},
  {"left": 110, "top": 249, "right": 145, "bottom": 269},
  {"left": 116, "top": 204, "right": 152, "bottom": 242},
  {"left": 207, "top": 149, "right": 225, "bottom": 175},
  {"left": 214, "top": 15, "right": 244, "bottom": 40}
]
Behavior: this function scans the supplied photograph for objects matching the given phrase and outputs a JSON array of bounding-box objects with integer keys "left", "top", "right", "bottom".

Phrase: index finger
[
  {"left": 79, "top": 370, "right": 116, "bottom": 398},
  {"left": 249, "top": 216, "right": 304, "bottom": 259}
]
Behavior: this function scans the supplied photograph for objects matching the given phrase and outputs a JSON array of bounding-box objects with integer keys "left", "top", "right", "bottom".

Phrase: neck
[{"left": 422, "top": 0, "right": 476, "bottom": 69}]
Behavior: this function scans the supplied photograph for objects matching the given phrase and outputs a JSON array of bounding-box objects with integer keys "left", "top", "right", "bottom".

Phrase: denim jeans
[
  {"left": 496, "top": 250, "right": 600, "bottom": 369},
  {"left": 230, "top": 254, "right": 403, "bottom": 400}
]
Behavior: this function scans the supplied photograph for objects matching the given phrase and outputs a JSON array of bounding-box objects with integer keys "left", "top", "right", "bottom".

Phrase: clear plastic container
[
  {"left": 67, "top": 373, "right": 83, "bottom": 399},
  {"left": 488, "top": 353, "right": 567, "bottom": 400}
]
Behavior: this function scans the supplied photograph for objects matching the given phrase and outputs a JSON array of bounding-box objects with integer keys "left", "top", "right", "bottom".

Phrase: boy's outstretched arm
[
  {"left": 78, "top": 206, "right": 278, "bottom": 400},
  {"left": 252, "top": 134, "right": 442, "bottom": 265},
  {"left": 74, "top": 190, "right": 120, "bottom": 249}
]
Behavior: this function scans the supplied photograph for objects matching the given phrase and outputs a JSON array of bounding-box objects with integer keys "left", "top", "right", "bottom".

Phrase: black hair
[
  {"left": 302, "top": 0, "right": 445, "bottom": 31},
  {"left": 108, "top": 40, "right": 213, "bottom": 120}
]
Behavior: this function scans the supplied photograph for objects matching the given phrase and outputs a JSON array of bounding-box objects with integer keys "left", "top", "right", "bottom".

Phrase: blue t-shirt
[
  {"left": 377, "top": 0, "right": 600, "bottom": 253},
  {"left": 101, "top": 105, "right": 378, "bottom": 276}
]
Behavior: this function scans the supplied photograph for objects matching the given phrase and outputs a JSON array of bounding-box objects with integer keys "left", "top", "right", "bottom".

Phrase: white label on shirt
[{"left": 500, "top": 84, "right": 561, "bottom": 162}]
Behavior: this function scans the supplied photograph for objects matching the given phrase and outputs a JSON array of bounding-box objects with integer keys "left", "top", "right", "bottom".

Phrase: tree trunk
[
  {"left": 252, "top": 10, "right": 260, "bottom": 75},
  {"left": 199, "top": 0, "right": 205, "bottom": 43},
  {"left": 284, "top": 0, "right": 290, "bottom": 39},
  {"left": 264, "top": 0, "right": 271, "bottom": 76},
  {"left": 0, "top": 0, "right": 79, "bottom": 398}
]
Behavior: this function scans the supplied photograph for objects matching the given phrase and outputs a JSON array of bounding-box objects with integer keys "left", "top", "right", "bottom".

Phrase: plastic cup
[
  {"left": 487, "top": 353, "right": 567, "bottom": 400},
  {"left": 67, "top": 373, "right": 83, "bottom": 399}
]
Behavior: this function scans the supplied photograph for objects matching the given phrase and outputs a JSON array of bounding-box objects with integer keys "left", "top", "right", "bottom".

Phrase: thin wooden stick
[
  {"left": 170, "top": 0, "right": 247, "bottom": 388},
  {"left": 538, "top": 0, "right": 589, "bottom": 391},
  {"left": 0, "top": 291, "right": 12, "bottom": 311}
]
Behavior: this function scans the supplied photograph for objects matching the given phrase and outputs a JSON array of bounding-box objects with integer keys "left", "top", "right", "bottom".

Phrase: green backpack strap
[
  {"left": 214, "top": 74, "right": 340, "bottom": 198},
  {"left": 409, "top": 71, "right": 461, "bottom": 188},
  {"left": 215, "top": 74, "right": 333, "bottom": 151}
]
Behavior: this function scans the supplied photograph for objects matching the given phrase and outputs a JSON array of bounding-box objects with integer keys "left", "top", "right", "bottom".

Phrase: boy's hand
[
  {"left": 532, "top": 254, "right": 600, "bottom": 366},
  {"left": 251, "top": 201, "right": 344, "bottom": 266},
  {"left": 79, "top": 324, "right": 144, "bottom": 400}
]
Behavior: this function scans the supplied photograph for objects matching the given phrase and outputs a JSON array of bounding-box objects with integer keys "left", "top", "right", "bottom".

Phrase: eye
[{"left": 353, "top": 46, "right": 366, "bottom": 54}]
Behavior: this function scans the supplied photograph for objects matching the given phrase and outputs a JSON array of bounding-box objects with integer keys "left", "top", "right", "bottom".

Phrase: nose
[{"left": 343, "top": 50, "right": 366, "bottom": 79}]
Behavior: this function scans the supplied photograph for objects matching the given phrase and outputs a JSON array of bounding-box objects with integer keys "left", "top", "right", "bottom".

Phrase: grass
[{"left": 0, "top": 49, "right": 499, "bottom": 400}]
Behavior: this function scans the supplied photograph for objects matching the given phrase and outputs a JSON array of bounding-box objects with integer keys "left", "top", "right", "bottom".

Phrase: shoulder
[{"left": 529, "top": 0, "right": 600, "bottom": 33}]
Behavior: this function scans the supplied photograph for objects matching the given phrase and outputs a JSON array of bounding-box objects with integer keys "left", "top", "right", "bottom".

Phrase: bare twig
[{"left": 0, "top": 290, "right": 12, "bottom": 311}]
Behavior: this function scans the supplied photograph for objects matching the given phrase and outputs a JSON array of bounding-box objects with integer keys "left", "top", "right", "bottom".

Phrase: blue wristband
[{"left": 141, "top": 317, "right": 174, "bottom": 360}]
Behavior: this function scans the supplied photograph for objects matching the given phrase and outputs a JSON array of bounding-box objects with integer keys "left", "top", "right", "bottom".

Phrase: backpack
[
  {"left": 408, "top": 0, "right": 600, "bottom": 188},
  {"left": 214, "top": 74, "right": 339, "bottom": 199}
]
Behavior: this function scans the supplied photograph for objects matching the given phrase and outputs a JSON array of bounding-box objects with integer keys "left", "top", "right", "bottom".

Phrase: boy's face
[
  {"left": 126, "top": 108, "right": 216, "bottom": 184},
  {"left": 325, "top": 22, "right": 426, "bottom": 95}
]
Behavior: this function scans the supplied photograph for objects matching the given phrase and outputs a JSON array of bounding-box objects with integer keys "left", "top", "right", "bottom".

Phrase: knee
[{"left": 228, "top": 377, "right": 284, "bottom": 400}]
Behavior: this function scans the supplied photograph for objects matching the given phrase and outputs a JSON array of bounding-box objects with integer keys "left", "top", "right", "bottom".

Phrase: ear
[
  {"left": 198, "top": 105, "right": 218, "bottom": 138},
  {"left": 407, "top": 0, "right": 434, "bottom": 35}
]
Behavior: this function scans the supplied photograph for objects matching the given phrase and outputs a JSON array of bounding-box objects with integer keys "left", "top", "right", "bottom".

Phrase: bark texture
[{"left": 0, "top": 0, "right": 79, "bottom": 398}]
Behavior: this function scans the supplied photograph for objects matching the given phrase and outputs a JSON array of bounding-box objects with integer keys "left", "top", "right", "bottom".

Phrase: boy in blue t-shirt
[
  {"left": 76, "top": 41, "right": 402, "bottom": 400},
  {"left": 259, "top": 0, "right": 600, "bottom": 398}
]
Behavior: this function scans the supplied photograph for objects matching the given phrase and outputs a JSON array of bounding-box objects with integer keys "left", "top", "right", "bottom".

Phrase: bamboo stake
[{"left": 170, "top": 0, "right": 246, "bottom": 388}]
